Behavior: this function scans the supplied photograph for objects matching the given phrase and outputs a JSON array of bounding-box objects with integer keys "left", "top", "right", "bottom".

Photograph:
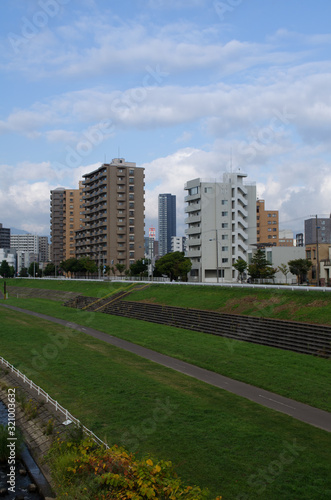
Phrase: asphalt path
[{"left": 1, "top": 303, "right": 330, "bottom": 433}]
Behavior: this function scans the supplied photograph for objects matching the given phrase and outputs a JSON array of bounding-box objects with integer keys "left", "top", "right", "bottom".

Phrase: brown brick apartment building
[{"left": 75, "top": 158, "right": 145, "bottom": 270}]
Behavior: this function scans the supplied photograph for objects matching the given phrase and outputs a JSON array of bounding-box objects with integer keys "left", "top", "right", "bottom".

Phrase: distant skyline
[{"left": 1, "top": 0, "right": 331, "bottom": 238}]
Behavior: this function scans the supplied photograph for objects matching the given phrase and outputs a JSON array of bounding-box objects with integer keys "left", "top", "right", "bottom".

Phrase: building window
[
  {"left": 204, "top": 187, "right": 212, "bottom": 193},
  {"left": 129, "top": 203, "right": 134, "bottom": 208},
  {"left": 222, "top": 211, "right": 228, "bottom": 217},
  {"left": 222, "top": 223, "right": 228, "bottom": 228},
  {"left": 221, "top": 200, "right": 228, "bottom": 205},
  {"left": 129, "top": 178, "right": 134, "bottom": 184},
  {"left": 222, "top": 246, "right": 228, "bottom": 251},
  {"left": 129, "top": 169, "right": 134, "bottom": 175},
  {"left": 189, "top": 187, "right": 198, "bottom": 195},
  {"left": 268, "top": 214, "right": 272, "bottom": 217},
  {"left": 129, "top": 194, "right": 134, "bottom": 200},
  {"left": 129, "top": 219, "right": 134, "bottom": 225},
  {"left": 222, "top": 258, "right": 228, "bottom": 263},
  {"left": 222, "top": 234, "right": 228, "bottom": 240}
]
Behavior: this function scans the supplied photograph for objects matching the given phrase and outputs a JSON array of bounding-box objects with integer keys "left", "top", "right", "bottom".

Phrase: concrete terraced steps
[{"left": 64, "top": 296, "right": 331, "bottom": 358}]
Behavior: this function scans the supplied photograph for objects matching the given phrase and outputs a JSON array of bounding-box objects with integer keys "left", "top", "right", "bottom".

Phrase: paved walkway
[{"left": 1, "top": 303, "right": 330, "bottom": 433}]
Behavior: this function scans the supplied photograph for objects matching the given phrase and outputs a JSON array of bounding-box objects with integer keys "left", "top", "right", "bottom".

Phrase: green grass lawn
[
  {"left": 2, "top": 297, "right": 331, "bottom": 413},
  {"left": 0, "top": 306, "right": 330, "bottom": 500}
]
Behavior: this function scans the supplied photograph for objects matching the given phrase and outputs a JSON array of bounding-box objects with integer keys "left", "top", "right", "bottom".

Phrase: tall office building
[
  {"left": 50, "top": 186, "right": 82, "bottom": 265},
  {"left": 158, "top": 194, "right": 176, "bottom": 257},
  {"left": 75, "top": 158, "right": 145, "bottom": 269},
  {"left": 256, "top": 200, "right": 279, "bottom": 246},
  {"left": 0, "top": 223, "right": 10, "bottom": 249},
  {"left": 185, "top": 172, "right": 256, "bottom": 282}
]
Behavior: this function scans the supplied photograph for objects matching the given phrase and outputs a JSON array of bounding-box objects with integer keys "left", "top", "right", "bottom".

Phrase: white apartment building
[
  {"left": 171, "top": 236, "right": 186, "bottom": 253},
  {"left": 184, "top": 172, "right": 256, "bottom": 282},
  {"left": 10, "top": 234, "right": 39, "bottom": 254}
]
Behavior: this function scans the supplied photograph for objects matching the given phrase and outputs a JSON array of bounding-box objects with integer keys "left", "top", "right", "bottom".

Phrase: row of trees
[
  {"left": 1, "top": 250, "right": 312, "bottom": 284},
  {"left": 233, "top": 250, "right": 312, "bottom": 284},
  {"left": 56, "top": 252, "right": 192, "bottom": 282}
]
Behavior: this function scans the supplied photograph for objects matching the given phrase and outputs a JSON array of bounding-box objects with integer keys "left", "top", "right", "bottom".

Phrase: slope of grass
[
  {"left": 2, "top": 279, "right": 331, "bottom": 324},
  {"left": 2, "top": 297, "right": 331, "bottom": 412},
  {"left": 126, "top": 284, "right": 331, "bottom": 325},
  {"left": 0, "top": 306, "right": 330, "bottom": 500},
  {"left": 1, "top": 277, "right": 131, "bottom": 298}
]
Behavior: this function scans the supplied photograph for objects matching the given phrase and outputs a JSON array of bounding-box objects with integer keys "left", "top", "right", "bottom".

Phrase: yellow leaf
[
  {"left": 146, "top": 459, "right": 153, "bottom": 466},
  {"left": 155, "top": 465, "right": 161, "bottom": 473}
]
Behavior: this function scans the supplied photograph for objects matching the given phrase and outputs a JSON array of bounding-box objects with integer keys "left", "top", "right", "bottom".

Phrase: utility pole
[{"left": 216, "top": 229, "right": 219, "bottom": 283}]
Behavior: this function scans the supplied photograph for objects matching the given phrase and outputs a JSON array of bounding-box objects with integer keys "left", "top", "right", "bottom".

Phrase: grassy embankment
[
  {"left": 0, "top": 305, "right": 330, "bottom": 500},
  {"left": 0, "top": 279, "right": 330, "bottom": 411}
]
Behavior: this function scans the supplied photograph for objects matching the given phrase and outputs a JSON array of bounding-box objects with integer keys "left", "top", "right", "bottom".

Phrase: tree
[
  {"left": 28, "top": 262, "right": 41, "bottom": 277},
  {"left": 154, "top": 252, "right": 192, "bottom": 281},
  {"left": 60, "top": 257, "right": 80, "bottom": 277},
  {"left": 115, "top": 263, "right": 126, "bottom": 276},
  {"left": 288, "top": 259, "right": 312, "bottom": 285},
  {"left": 233, "top": 257, "right": 247, "bottom": 282},
  {"left": 129, "top": 259, "right": 148, "bottom": 277},
  {"left": 77, "top": 257, "right": 98, "bottom": 277},
  {"left": 19, "top": 267, "right": 28, "bottom": 277},
  {"left": 278, "top": 263, "right": 290, "bottom": 284},
  {"left": 0, "top": 260, "right": 12, "bottom": 278},
  {"left": 248, "top": 249, "right": 277, "bottom": 282},
  {"left": 44, "top": 263, "right": 55, "bottom": 276}
]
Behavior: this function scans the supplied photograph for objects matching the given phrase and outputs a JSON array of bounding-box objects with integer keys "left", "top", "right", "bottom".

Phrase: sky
[{"left": 1, "top": 0, "right": 331, "bottom": 239}]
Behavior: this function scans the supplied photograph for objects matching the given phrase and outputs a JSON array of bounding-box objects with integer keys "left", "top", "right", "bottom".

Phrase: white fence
[{"left": 0, "top": 356, "right": 108, "bottom": 449}]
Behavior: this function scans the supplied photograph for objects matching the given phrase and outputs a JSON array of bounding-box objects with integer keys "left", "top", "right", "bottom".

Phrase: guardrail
[{"left": 0, "top": 356, "right": 109, "bottom": 449}]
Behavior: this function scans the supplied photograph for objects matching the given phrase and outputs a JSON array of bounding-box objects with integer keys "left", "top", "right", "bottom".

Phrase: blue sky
[{"left": 1, "top": 0, "right": 331, "bottom": 238}]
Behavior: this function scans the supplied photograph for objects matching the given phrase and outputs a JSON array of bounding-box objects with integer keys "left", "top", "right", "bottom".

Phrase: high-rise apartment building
[
  {"left": 50, "top": 186, "right": 82, "bottom": 265},
  {"left": 256, "top": 200, "right": 279, "bottom": 246},
  {"left": 158, "top": 194, "right": 176, "bottom": 257},
  {"left": 75, "top": 158, "right": 145, "bottom": 269},
  {"left": 305, "top": 217, "right": 331, "bottom": 245},
  {"left": 184, "top": 172, "right": 256, "bottom": 282},
  {"left": 0, "top": 223, "right": 10, "bottom": 249}
]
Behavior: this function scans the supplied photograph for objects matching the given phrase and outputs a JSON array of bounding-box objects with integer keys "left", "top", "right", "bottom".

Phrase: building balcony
[
  {"left": 184, "top": 215, "right": 201, "bottom": 224},
  {"left": 186, "top": 249, "right": 202, "bottom": 259},
  {"left": 185, "top": 203, "right": 201, "bottom": 213},
  {"left": 185, "top": 227, "right": 201, "bottom": 236},
  {"left": 184, "top": 193, "right": 200, "bottom": 203}
]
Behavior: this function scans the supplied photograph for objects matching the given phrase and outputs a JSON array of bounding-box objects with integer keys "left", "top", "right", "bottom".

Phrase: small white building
[
  {"left": 248, "top": 246, "right": 306, "bottom": 283},
  {"left": 171, "top": 236, "right": 186, "bottom": 253}
]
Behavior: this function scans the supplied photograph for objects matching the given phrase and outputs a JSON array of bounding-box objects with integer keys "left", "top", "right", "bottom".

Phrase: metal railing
[{"left": 0, "top": 356, "right": 109, "bottom": 449}]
